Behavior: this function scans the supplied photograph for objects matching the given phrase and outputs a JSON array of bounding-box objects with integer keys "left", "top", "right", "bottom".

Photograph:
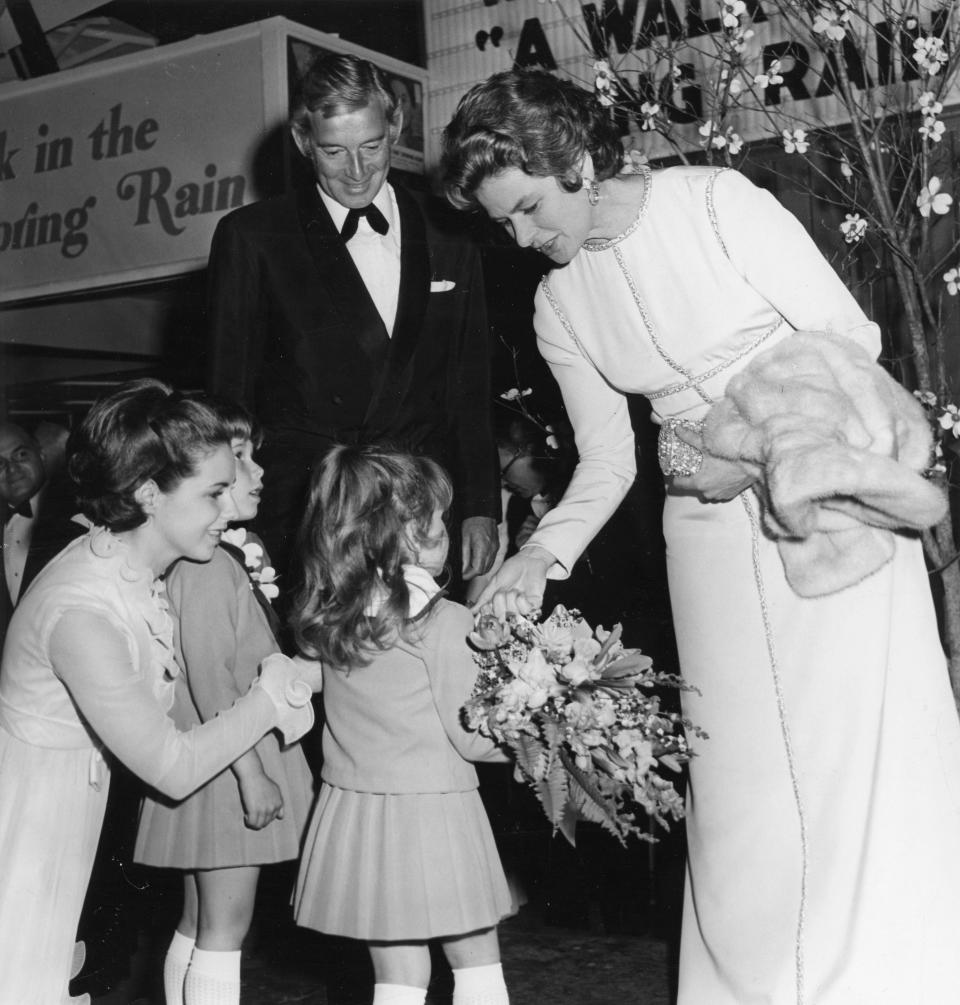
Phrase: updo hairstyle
[
  {"left": 67, "top": 378, "right": 233, "bottom": 532},
  {"left": 441, "top": 68, "right": 624, "bottom": 212}
]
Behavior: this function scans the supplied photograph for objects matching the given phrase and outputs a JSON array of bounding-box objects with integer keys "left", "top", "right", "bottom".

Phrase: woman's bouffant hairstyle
[
  {"left": 292, "top": 444, "right": 453, "bottom": 670},
  {"left": 441, "top": 68, "right": 624, "bottom": 212},
  {"left": 66, "top": 379, "right": 233, "bottom": 533},
  {"left": 289, "top": 50, "right": 399, "bottom": 139}
]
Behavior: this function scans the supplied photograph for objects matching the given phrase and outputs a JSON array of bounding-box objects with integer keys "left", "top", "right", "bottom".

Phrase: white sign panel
[
  {"left": 0, "top": 17, "right": 429, "bottom": 306},
  {"left": 425, "top": 0, "right": 960, "bottom": 164},
  {"left": 0, "top": 25, "right": 271, "bottom": 304}
]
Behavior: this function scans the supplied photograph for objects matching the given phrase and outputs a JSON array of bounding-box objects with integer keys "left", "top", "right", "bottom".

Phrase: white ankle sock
[
  {"left": 452, "top": 962, "right": 509, "bottom": 1005},
  {"left": 163, "top": 931, "right": 196, "bottom": 1005},
  {"left": 183, "top": 947, "right": 240, "bottom": 1005},
  {"left": 372, "top": 983, "right": 428, "bottom": 1004}
]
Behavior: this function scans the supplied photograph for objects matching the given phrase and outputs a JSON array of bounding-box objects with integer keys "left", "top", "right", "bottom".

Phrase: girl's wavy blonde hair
[{"left": 292, "top": 444, "right": 452, "bottom": 669}]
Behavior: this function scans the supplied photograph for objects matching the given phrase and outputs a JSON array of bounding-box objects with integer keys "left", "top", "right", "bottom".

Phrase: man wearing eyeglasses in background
[{"left": 206, "top": 51, "right": 499, "bottom": 593}]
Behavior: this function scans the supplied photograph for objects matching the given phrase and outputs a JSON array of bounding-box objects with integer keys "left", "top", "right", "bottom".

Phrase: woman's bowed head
[{"left": 441, "top": 69, "right": 630, "bottom": 264}]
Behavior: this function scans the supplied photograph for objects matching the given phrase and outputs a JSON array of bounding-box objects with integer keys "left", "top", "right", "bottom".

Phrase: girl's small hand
[
  {"left": 471, "top": 545, "right": 556, "bottom": 618},
  {"left": 238, "top": 772, "right": 284, "bottom": 830}
]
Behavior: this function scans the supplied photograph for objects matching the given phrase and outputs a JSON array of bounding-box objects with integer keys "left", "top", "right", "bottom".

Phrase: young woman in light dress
[{"left": 0, "top": 380, "right": 319, "bottom": 1005}]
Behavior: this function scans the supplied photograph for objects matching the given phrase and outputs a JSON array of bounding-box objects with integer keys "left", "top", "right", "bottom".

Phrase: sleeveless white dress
[{"left": 525, "top": 166, "right": 960, "bottom": 1004}]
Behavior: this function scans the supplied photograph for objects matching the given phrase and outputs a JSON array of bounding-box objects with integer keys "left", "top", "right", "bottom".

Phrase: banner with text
[
  {"left": 0, "top": 25, "right": 271, "bottom": 304},
  {"left": 424, "top": 0, "right": 960, "bottom": 165}
]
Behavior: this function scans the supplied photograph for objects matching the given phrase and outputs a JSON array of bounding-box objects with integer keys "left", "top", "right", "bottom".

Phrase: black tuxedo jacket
[
  {"left": 0, "top": 477, "right": 84, "bottom": 653},
  {"left": 205, "top": 178, "right": 499, "bottom": 565}
]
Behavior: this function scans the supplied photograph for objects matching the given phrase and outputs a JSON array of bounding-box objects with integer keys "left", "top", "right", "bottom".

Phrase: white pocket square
[{"left": 430, "top": 279, "right": 456, "bottom": 293}]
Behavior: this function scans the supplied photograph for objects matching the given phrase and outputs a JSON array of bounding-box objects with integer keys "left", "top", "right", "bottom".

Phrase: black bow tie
[
  {"left": 3, "top": 499, "right": 32, "bottom": 523},
  {"left": 341, "top": 204, "right": 389, "bottom": 241}
]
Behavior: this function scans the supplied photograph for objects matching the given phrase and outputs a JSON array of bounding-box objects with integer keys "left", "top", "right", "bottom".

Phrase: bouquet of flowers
[{"left": 464, "top": 605, "right": 704, "bottom": 846}]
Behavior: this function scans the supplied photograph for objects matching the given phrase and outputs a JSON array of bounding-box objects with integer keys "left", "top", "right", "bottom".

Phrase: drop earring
[{"left": 582, "top": 177, "right": 600, "bottom": 206}]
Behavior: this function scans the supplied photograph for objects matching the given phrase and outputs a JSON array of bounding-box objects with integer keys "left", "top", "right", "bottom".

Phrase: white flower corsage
[{"left": 222, "top": 528, "right": 280, "bottom": 603}]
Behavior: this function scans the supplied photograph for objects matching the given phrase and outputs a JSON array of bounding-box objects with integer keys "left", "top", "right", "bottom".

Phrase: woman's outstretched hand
[
  {"left": 470, "top": 545, "right": 557, "bottom": 619},
  {"left": 257, "top": 653, "right": 322, "bottom": 744}
]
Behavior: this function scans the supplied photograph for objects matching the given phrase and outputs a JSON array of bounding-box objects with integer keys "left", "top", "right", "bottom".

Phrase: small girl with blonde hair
[{"left": 291, "top": 444, "right": 512, "bottom": 1005}]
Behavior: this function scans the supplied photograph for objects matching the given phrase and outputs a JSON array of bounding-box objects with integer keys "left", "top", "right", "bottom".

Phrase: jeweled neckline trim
[{"left": 583, "top": 165, "right": 652, "bottom": 252}]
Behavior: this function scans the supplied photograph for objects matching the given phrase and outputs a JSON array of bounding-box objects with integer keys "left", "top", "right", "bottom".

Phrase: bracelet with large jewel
[{"left": 657, "top": 417, "right": 705, "bottom": 478}]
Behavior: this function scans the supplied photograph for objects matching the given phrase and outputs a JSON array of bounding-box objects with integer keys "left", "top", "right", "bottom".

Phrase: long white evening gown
[{"left": 525, "top": 165, "right": 960, "bottom": 1004}]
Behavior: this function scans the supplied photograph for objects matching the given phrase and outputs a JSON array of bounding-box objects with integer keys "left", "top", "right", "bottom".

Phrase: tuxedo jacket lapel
[
  {"left": 363, "top": 184, "right": 430, "bottom": 434},
  {"left": 295, "top": 185, "right": 390, "bottom": 373}
]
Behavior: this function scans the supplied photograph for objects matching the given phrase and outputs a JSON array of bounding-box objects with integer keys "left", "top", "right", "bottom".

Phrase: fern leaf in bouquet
[{"left": 463, "top": 605, "right": 705, "bottom": 846}]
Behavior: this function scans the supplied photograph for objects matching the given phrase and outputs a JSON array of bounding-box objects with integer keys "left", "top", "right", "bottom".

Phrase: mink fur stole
[{"left": 700, "top": 331, "right": 946, "bottom": 597}]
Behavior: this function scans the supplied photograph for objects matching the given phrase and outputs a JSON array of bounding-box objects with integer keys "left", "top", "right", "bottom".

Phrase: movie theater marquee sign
[{"left": 424, "top": 0, "right": 959, "bottom": 163}]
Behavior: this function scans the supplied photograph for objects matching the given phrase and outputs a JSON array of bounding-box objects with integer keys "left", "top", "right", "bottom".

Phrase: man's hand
[{"left": 460, "top": 516, "right": 499, "bottom": 579}]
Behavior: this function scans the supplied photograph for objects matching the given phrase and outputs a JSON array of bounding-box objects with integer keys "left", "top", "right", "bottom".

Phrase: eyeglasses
[{"left": 500, "top": 450, "right": 524, "bottom": 478}]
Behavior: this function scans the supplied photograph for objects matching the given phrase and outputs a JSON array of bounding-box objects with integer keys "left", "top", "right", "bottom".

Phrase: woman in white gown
[
  {"left": 441, "top": 70, "right": 960, "bottom": 1004},
  {"left": 0, "top": 380, "right": 320, "bottom": 1005}
]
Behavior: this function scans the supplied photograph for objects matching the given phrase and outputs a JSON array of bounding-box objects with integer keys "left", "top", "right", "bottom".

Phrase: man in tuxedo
[
  {"left": 0, "top": 421, "right": 81, "bottom": 651},
  {"left": 206, "top": 51, "right": 500, "bottom": 586}
]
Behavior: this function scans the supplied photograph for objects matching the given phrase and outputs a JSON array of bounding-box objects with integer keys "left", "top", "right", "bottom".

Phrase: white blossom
[
  {"left": 917, "top": 176, "right": 953, "bottom": 217},
  {"left": 754, "top": 59, "right": 784, "bottom": 89},
  {"left": 729, "top": 26, "right": 754, "bottom": 53},
  {"left": 920, "top": 119, "right": 946, "bottom": 142},
  {"left": 721, "top": 0, "right": 746, "bottom": 29},
  {"left": 812, "top": 4, "right": 850, "bottom": 41},
  {"left": 939, "top": 404, "right": 960, "bottom": 436},
  {"left": 640, "top": 100, "right": 660, "bottom": 130},
  {"left": 594, "top": 60, "right": 616, "bottom": 106},
  {"left": 914, "top": 36, "right": 949, "bottom": 76},
  {"left": 918, "top": 90, "right": 946, "bottom": 143},
  {"left": 782, "top": 128, "right": 809, "bottom": 154},
  {"left": 919, "top": 90, "right": 944, "bottom": 115},
  {"left": 944, "top": 267, "right": 960, "bottom": 296},
  {"left": 500, "top": 387, "right": 533, "bottom": 401},
  {"left": 840, "top": 212, "right": 867, "bottom": 243},
  {"left": 621, "top": 149, "right": 650, "bottom": 174}
]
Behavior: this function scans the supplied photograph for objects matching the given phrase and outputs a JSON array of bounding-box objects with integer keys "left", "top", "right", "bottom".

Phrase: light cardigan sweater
[{"left": 321, "top": 566, "right": 507, "bottom": 795}]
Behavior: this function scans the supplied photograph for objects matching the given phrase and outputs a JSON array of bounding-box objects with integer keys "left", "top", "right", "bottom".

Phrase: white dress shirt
[
  {"left": 4, "top": 491, "right": 39, "bottom": 603},
  {"left": 319, "top": 183, "right": 402, "bottom": 335}
]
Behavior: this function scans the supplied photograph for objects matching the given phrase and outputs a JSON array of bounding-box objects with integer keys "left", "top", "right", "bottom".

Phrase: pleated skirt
[
  {"left": 294, "top": 784, "right": 513, "bottom": 941},
  {"left": 134, "top": 735, "right": 314, "bottom": 869},
  {"left": 0, "top": 727, "right": 109, "bottom": 1004}
]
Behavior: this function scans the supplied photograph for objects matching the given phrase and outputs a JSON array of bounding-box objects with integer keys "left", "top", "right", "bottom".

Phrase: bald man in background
[{"left": 0, "top": 421, "right": 83, "bottom": 653}]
